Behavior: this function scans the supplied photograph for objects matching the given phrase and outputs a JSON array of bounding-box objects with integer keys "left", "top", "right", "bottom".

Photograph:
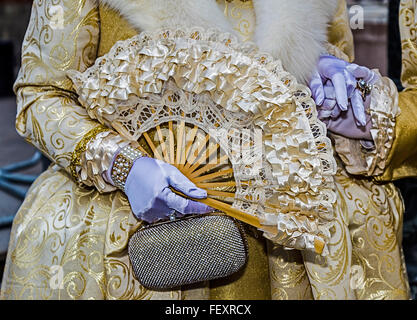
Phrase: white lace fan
[{"left": 68, "top": 28, "right": 337, "bottom": 255}]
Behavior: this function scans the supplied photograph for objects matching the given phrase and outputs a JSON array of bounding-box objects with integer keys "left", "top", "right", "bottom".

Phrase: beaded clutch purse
[{"left": 128, "top": 213, "right": 248, "bottom": 290}]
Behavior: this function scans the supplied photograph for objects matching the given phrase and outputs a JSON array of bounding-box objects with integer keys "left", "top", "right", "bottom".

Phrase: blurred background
[{"left": 0, "top": 0, "right": 416, "bottom": 299}]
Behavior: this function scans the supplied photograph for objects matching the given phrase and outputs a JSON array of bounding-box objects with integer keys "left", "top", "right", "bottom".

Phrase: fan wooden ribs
[{"left": 138, "top": 120, "right": 276, "bottom": 234}]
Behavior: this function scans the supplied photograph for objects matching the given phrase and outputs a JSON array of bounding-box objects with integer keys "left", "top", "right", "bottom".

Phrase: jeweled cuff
[{"left": 110, "top": 145, "right": 144, "bottom": 191}]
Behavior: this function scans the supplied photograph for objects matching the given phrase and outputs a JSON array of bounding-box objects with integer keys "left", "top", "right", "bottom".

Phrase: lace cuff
[
  {"left": 331, "top": 71, "right": 399, "bottom": 176},
  {"left": 70, "top": 125, "right": 110, "bottom": 183},
  {"left": 70, "top": 126, "right": 131, "bottom": 192}
]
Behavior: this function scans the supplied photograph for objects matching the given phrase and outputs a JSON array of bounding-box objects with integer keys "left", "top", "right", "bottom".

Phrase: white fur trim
[
  {"left": 99, "top": 0, "right": 339, "bottom": 83},
  {"left": 99, "top": 0, "right": 234, "bottom": 33},
  {"left": 253, "top": 0, "right": 339, "bottom": 84}
]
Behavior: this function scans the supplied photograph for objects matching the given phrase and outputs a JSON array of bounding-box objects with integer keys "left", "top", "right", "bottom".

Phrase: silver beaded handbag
[{"left": 128, "top": 213, "right": 248, "bottom": 290}]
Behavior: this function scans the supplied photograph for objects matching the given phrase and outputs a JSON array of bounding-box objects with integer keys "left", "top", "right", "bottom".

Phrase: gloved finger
[
  {"left": 317, "top": 98, "right": 336, "bottom": 119},
  {"left": 348, "top": 64, "right": 381, "bottom": 87},
  {"left": 363, "top": 71, "right": 380, "bottom": 86},
  {"left": 323, "top": 81, "right": 336, "bottom": 101},
  {"left": 318, "top": 114, "right": 330, "bottom": 126},
  {"left": 344, "top": 69, "right": 358, "bottom": 98},
  {"left": 164, "top": 163, "right": 207, "bottom": 199},
  {"left": 331, "top": 104, "right": 342, "bottom": 119},
  {"left": 183, "top": 200, "right": 214, "bottom": 215},
  {"left": 351, "top": 89, "right": 367, "bottom": 127},
  {"left": 317, "top": 99, "right": 336, "bottom": 119},
  {"left": 331, "top": 73, "right": 348, "bottom": 111},
  {"left": 346, "top": 64, "right": 375, "bottom": 82},
  {"left": 309, "top": 70, "right": 325, "bottom": 106},
  {"left": 322, "top": 97, "right": 336, "bottom": 110},
  {"left": 161, "top": 188, "right": 211, "bottom": 215},
  {"left": 161, "top": 187, "right": 189, "bottom": 213}
]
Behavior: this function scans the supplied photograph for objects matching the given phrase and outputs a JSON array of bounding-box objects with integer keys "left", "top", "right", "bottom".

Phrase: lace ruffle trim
[
  {"left": 78, "top": 131, "right": 131, "bottom": 193},
  {"left": 332, "top": 71, "right": 399, "bottom": 177}
]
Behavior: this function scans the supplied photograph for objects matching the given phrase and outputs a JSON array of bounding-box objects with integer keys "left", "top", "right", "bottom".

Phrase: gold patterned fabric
[
  {"left": 11, "top": 0, "right": 126, "bottom": 190},
  {"left": 216, "top": 0, "right": 255, "bottom": 42},
  {"left": 374, "top": 0, "right": 417, "bottom": 181},
  {"left": 326, "top": 1, "right": 401, "bottom": 179},
  {"left": 0, "top": 0, "right": 411, "bottom": 300},
  {"left": 321, "top": 0, "right": 417, "bottom": 183}
]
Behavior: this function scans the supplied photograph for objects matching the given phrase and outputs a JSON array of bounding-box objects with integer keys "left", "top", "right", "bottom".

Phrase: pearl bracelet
[{"left": 111, "top": 145, "right": 144, "bottom": 191}]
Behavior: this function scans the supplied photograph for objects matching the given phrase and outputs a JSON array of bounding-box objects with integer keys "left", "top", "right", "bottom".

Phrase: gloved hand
[
  {"left": 309, "top": 55, "right": 379, "bottom": 127},
  {"left": 112, "top": 156, "right": 214, "bottom": 223},
  {"left": 318, "top": 80, "right": 373, "bottom": 141}
]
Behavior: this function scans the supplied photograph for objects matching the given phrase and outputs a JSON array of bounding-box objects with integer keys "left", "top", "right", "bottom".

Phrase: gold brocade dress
[{"left": 0, "top": 0, "right": 414, "bottom": 300}]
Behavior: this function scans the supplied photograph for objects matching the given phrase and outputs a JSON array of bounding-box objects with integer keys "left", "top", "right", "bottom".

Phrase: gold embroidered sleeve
[
  {"left": 373, "top": 0, "right": 417, "bottom": 181},
  {"left": 14, "top": 0, "right": 127, "bottom": 190},
  {"left": 331, "top": 72, "right": 400, "bottom": 177},
  {"left": 326, "top": 0, "right": 402, "bottom": 178}
]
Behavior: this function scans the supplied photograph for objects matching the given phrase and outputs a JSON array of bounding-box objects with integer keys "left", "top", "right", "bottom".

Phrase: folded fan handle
[
  {"left": 171, "top": 189, "right": 325, "bottom": 255},
  {"left": 200, "top": 198, "right": 325, "bottom": 255},
  {"left": 200, "top": 198, "right": 270, "bottom": 230},
  {"left": 170, "top": 188, "right": 275, "bottom": 233}
]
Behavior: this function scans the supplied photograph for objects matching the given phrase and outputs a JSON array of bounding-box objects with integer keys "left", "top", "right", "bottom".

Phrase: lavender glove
[
  {"left": 309, "top": 55, "right": 378, "bottom": 127},
  {"left": 318, "top": 80, "right": 373, "bottom": 141},
  {"left": 106, "top": 155, "right": 213, "bottom": 223}
]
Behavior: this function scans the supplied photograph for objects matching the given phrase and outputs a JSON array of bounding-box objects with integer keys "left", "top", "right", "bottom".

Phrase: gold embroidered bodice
[
  {"left": 217, "top": 0, "right": 255, "bottom": 42},
  {"left": 97, "top": 0, "right": 257, "bottom": 55},
  {"left": 98, "top": 0, "right": 354, "bottom": 61}
]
